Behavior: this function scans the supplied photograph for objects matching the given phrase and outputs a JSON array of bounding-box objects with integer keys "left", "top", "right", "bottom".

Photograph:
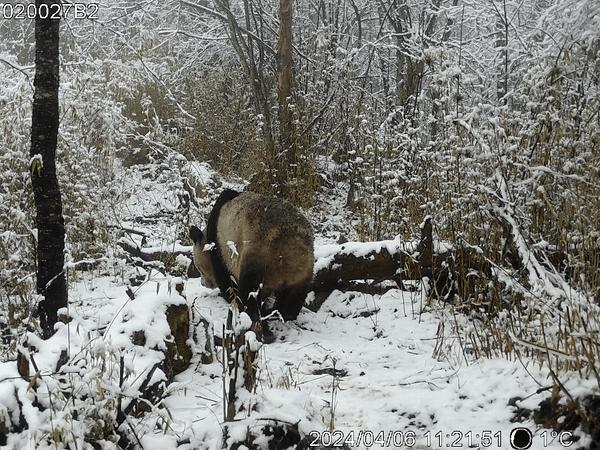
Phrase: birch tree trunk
[{"left": 29, "top": 0, "right": 67, "bottom": 339}]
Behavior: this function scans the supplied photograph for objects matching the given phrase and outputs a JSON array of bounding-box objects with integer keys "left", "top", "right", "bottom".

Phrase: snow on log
[
  {"left": 312, "top": 241, "right": 421, "bottom": 289},
  {"left": 117, "top": 238, "right": 193, "bottom": 263},
  {"left": 312, "top": 217, "right": 437, "bottom": 291}
]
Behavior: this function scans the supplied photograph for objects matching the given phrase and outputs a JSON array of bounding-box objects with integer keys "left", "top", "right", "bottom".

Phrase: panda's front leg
[
  {"left": 237, "top": 265, "right": 263, "bottom": 323},
  {"left": 238, "top": 265, "right": 275, "bottom": 343}
]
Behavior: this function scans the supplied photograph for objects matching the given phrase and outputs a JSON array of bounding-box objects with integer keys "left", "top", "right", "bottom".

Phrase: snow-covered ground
[
  {"left": 0, "top": 161, "right": 593, "bottom": 449},
  {"left": 177, "top": 277, "right": 578, "bottom": 450},
  {"left": 2, "top": 269, "right": 589, "bottom": 449}
]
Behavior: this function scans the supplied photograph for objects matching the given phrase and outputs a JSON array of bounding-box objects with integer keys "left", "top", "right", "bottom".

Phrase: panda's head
[{"left": 189, "top": 225, "right": 218, "bottom": 289}]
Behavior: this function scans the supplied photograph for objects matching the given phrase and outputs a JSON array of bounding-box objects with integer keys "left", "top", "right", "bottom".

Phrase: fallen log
[
  {"left": 310, "top": 219, "right": 493, "bottom": 307},
  {"left": 312, "top": 239, "right": 422, "bottom": 290},
  {"left": 312, "top": 218, "right": 437, "bottom": 291},
  {"left": 117, "top": 238, "right": 193, "bottom": 263}
]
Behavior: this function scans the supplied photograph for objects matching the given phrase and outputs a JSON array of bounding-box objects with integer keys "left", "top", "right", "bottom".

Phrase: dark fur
[
  {"left": 237, "top": 261, "right": 264, "bottom": 321},
  {"left": 189, "top": 225, "right": 202, "bottom": 243},
  {"left": 205, "top": 189, "right": 240, "bottom": 298},
  {"left": 273, "top": 284, "right": 309, "bottom": 320}
]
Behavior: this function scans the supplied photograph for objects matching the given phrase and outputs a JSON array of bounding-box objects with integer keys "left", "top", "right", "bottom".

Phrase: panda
[{"left": 189, "top": 189, "right": 314, "bottom": 331}]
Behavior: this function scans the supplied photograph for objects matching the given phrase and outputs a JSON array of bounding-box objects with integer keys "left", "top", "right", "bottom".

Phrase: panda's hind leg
[{"left": 274, "top": 284, "right": 309, "bottom": 321}]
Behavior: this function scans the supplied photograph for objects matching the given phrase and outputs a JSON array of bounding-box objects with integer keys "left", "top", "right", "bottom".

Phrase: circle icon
[{"left": 510, "top": 427, "right": 533, "bottom": 450}]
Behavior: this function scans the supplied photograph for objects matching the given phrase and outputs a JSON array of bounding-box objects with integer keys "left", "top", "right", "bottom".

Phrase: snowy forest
[{"left": 0, "top": 0, "right": 599, "bottom": 448}]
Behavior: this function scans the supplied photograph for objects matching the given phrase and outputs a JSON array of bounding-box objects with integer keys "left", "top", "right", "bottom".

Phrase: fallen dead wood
[
  {"left": 312, "top": 239, "right": 424, "bottom": 291},
  {"left": 310, "top": 218, "right": 493, "bottom": 308},
  {"left": 117, "top": 238, "right": 192, "bottom": 263},
  {"left": 312, "top": 218, "right": 437, "bottom": 291}
]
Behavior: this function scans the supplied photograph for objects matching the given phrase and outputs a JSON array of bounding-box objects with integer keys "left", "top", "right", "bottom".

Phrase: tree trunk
[
  {"left": 276, "top": 0, "right": 295, "bottom": 194},
  {"left": 29, "top": 0, "right": 67, "bottom": 339},
  {"left": 213, "top": 0, "right": 278, "bottom": 194},
  {"left": 390, "top": 0, "right": 424, "bottom": 113},
  {"left": 495, "top": 0, "right": 508, "bottom": 103}
]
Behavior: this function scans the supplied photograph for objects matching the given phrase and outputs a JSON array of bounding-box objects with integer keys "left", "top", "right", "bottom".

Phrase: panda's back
[
  {"left": 221, "top": 192, "right": 312, "bottom": 243},
  {"left": 217, "top": 192, "right": 314, "bottom": 287}
]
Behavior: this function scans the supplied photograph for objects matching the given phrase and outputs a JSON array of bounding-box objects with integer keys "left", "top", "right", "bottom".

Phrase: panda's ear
[{"left": 189, "top": 226, "right": 203, "bottom": 243}]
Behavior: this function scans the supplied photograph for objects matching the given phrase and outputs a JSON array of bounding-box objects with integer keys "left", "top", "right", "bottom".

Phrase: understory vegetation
[{"left": 0, "top": 0, "right": 598, "bottom": 447}]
